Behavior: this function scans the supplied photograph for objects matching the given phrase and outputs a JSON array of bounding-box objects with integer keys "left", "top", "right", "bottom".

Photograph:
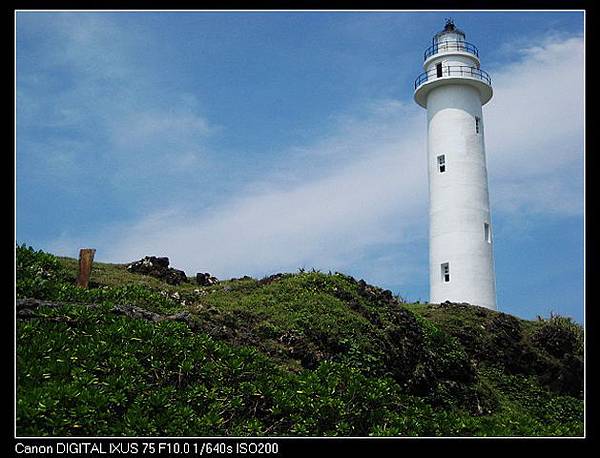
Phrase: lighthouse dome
[{"left": 433, "top": 19, "right": 466, "bottom": 44}]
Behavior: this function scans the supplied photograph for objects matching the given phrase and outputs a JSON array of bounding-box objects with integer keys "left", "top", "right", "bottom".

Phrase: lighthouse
[{"left": 414, "top": 20, "right": 497, "bottom": 310}]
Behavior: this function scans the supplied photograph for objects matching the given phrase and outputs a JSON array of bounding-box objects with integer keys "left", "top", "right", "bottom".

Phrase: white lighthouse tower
[{"left": 414, "top": 20, "right": 497, "bottom": 310}]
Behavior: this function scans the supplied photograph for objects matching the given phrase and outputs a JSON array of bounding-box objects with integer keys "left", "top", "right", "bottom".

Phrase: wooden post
[{"left": 76, "top": 248, "right": 96, "bottom": 288}]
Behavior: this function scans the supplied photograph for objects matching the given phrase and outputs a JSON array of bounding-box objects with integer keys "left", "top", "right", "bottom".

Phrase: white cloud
[
  {"left": 107, "top": 108, "right": 212, "bottom": 175},
  {"left": 486, "top": 35, "right": 584, "bottom": 215}
]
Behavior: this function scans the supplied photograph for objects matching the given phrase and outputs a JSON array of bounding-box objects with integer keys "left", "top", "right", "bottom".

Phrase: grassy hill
[{"left": 15, "top": 245, "right": 584, "bottom": 436}]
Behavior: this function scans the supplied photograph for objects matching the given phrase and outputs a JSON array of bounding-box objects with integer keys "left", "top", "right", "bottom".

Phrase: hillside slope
[{"left": 15, "top": 245, "right": 584, "bottom": 436}]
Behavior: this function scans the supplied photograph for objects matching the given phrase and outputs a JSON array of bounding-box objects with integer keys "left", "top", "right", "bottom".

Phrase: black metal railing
[
  {"left": 414, "top": 65, "right": 491, "bottom": 90},
  {"left": 424, "top": 41, "right": 479, "bottom": 61}
]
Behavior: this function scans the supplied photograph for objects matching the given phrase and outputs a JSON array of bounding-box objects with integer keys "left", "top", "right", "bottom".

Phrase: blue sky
[{"left": 16, "top": 11, "right": 584, "bottom": 322}]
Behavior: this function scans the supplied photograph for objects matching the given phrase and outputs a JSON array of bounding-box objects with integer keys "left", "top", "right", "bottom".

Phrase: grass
[{"left": 57, "top": 256, "right": 200, "bottom": 293}]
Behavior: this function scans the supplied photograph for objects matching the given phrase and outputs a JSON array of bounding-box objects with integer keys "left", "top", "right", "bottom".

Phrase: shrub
[
  {"left": 531, "top": 314, "right": 584, "bottom": 359},
  {"left": 16, "top": 244, "right": 71, "bottom": 299}
]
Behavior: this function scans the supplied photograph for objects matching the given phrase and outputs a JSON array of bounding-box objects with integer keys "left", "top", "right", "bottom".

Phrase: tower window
[
  {"left": 437, "top": 154, "right": 446, "bottom": 173},
  {"left": 475, "top": 117, "right": 481, "bottom": 134},
  {"left": 484, "top": 222, "right": 491, "bottom": 243},
  {"left": 436, "top": 62, "right": 443, "bottom": 78},
  {"left": 441, "top": 263, "right": 450, "bottom": 283}
]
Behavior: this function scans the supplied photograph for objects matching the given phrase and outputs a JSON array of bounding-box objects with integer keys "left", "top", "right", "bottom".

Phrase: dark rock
[
  {"left": 126, "top": 256, "right": 188, "bottom": 285},
  {"left": 166, "top": 311, "right": 191, "bottom": 321},
  {"left": 258, "top": 273, "right": 288, "bottom": 285},
  {"left": 17, "top": 298, "right": 60, "bottom": 312},
  {"left": 164, "top": 268, "right": 188, "bottom": 286},
  {"left": 355, "top": 280, "right": 397, "bottom": 307},
  {"left": 230, "top": 275, "right": 255, "bottom": 281},
  {"left": 196, "top": 272, "right": 218, "bottom": 286},
  {"left": 16, "top": 308, "right": 35, "bottom": 319},
  {"left": 153, "top": 257, "right": 170, "bottom": 268},
  {"left": 113, "top": 304, "right": 162, "bottom": 322}
]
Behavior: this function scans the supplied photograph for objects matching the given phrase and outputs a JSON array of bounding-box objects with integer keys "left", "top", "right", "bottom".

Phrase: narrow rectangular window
[
  {"left": 475, "top": 117, "right": 481, "bottom": 134},
  {"left": 437, "top": 154, "right": 446, "bottom": 173},
  {"left": 436, "top": 63, "right": 443, "bottom": 78},
  {"left": 484, "top": 222, "right": 491, "bottom": 243},
  {"left": 441, "top": 262, "right": 450, "bottom": 283}
]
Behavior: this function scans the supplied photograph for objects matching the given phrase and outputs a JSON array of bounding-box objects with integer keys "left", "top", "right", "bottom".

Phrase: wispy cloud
[
  {"left": 17, "top": 13, "right": 215, "bottom": 198},
  {"left": 99, "top": 100, "right": 428, "bottom": 281},
  {"left": 486, "top": 35, "right": 584, "bottom": 216}
]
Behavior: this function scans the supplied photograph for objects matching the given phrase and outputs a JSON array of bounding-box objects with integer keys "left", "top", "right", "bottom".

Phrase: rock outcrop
[
  {"left": 126, "top": 256, "right": 188, "bottom": 285},
  {"left": 196, "top": 272, "right": 218, "bottom": 286}
]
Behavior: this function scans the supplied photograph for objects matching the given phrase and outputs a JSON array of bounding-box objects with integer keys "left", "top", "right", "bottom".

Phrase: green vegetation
[{"left": 16, "top": 244, "right": 584, "bottom": 436}]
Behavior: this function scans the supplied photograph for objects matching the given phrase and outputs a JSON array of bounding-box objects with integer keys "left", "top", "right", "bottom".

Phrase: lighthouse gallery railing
[
  {"left": 414, "top": 65, "right": 492, "bottom": 91},
  {"left": 423, "top": 41, "right": 480, "bottom": 61}
]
